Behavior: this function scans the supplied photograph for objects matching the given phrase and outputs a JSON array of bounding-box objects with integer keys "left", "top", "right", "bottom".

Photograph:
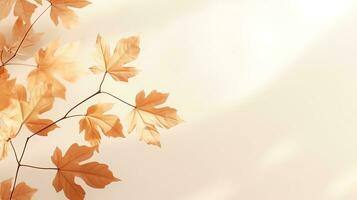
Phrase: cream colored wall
[{"left": 3, "top": 0, "right": 357, "bottom": 199}]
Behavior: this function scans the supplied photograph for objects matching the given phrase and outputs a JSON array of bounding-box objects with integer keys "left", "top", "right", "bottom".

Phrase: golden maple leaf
[
  {"left": 79, "top": 103, "right": 124, "bottom": 147},
  {"left": 0, "top": 178, "right": 37, "bottom": 200},
  {"left": 28, "top": 40, "right": 83, "bottom": 99},
  {"left": 49, "top": 0, "right": 91, "bottom": 29},
  {"left": 90, "top": 35, "right": 140, "bottom": 82},
  {"left": 51, "top": 143, "right": 119, "bottom": 200},
  {"left": 127, "top": 90, "right": 182, "bottom": 147}
]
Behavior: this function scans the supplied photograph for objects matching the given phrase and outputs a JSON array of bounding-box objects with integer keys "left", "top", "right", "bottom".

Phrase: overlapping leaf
[
  {"left": 19, "top": 84, "right": 59, "bottom": 136},
  {"left": 51, "top": 143, "right": 119, "bottom": 200},
  {"left": 49, "top": 0, "right": 91, "bottom": 29},
  {"left": 0, "top": 84, "right": 58, "bottom": 142},
  {"left": 90, "top": 35, "right": 140, "bottom": 82},
  {"left": 127, "top": 90, "right": 182, "bottom": 147},
  {"left": 79, "top": 103, "right": 124, "bottom": 147},
  {"left": 0, "top": 18, "right": 42, "bottom": 64},
  {"left": 0, "top": 0, "right": 38, "bottom": 23},
  {"left": 0, "top": 178, "right": 37, "bottom": 200},
  {"left": 28, "top": 40, "right": 83, "bottom": 99},
  {"left": 0, "top": 68, "right": 18, "bottom": 111}
]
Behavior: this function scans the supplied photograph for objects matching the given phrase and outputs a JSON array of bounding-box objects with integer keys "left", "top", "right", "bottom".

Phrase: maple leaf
[
  {"left": 79, "top": 103, "right": 124, "bottom": 147},
  {"left": 127, "top": 90, "right": 182, "bottom": 147},
  {"left": 0, "top": 84, "right": 59, "bottom": 140},
  {"left": 28, "top": 40, "right": 83, "bottom": 99},
  {"left": 0, "top": 18, "right": 42, "bottom": 63},
  {"left": 90, "top": 35, "right": 140, "bottom": 82},
  {"left": 0, "top": 0, "right": 37, "bottom": 23},
  {"left": 0, "top": 178, "right": 37, "bottom": 200},
  {"left": 51, "top": 143, "right": 119, "bottom": 200},
  {"left": 20, "top": 84, "right": 59, "bottom": 136},
  {"left": 49, "top": 0, "right": 91, "bottom": 29},
  {"left": 0, "top": 68, "right": 26, "bottom": 111}
]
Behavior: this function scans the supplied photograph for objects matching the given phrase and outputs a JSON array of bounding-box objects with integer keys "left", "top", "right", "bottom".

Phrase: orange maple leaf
[
  {"left": 90, "top": 35, "right": 140, "bottom": 82},
  {"left": 52, "top": 143, "right": 119, "bottom": 200},
  {"left": 28, "top": 40, "right": 83, "bottom": 99},
  {"left": 0, "top": 18, "right": 42, "bottom": 63},
  {"left": 0, "top": 0, "right": 37, "bottom": 23},
  {"left": 127, "top": 90, "right": 182, "bottom": 147},
  {"left": 49, "top": 0, "right": 91, "bottom": 29},
  {"left": 0, "top": 67, "right": 26, "bottom": 110},
  {"left": 0, "top": 178, "right": 37, "bottom": 200},
  {"left": 79, "top": 103, "right": 124, "bottom": 147},
  {"left": 20, "top": 84, "right": 59, "bottom": 136}
]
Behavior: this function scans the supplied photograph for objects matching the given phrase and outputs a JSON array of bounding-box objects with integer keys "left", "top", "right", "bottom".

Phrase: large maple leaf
[
  {"left": 79, "top": 103, "right": 124, "bottom": 147},
  {"left": 28, "top": 40, "right": 83, "bottom": 99},
  {"left": 0, "top": 178, "right": 37, "bottom": 200},
  {"left": 127, "top": 90, "right": 182, "bottom": 147},
  {"left": 49, "top": 0, "right": 91, "bottom": 29},
  {"left": 90, "top": 35, "right": 140, "bottom": 82},
  {"left": 20, "top": 84, "right": 59, "bottom": 136},
  {"left": 51, "top": 143, "right": 119, "bottom": 200}
]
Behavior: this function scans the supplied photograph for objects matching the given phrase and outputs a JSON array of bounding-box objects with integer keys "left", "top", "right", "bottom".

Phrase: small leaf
[
  {"left": 128, "top": 90, "right": 182, "bottom": 147},
  {"left": 90, "top": 35, "right": 139, "bottom": 82},
  {"left": 49, "top": 0, "right": 91, "bottom": 29},
  {"left": 0, "top": 178, "right": 37, "bottom": 200},
  {"left": 79, "top": 103, "right": 124, "bottom": 147}
]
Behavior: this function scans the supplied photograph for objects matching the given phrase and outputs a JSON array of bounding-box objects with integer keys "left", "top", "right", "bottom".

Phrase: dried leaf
[
  {"left": 0, "top": 68, "right": 27, "bottom": 111},
  {"left": 128, "top": 90, "right": 182, "bottom": 147},
  {"left": 79, "top": 103, "right": 124, "bottom": 147},
  {"left": 51, "top": 143, "right": 119, "bottom": 200},
  {"left": 28, "top": 40, "right": 82, "bottom": 99},
  {"left": 0, "top": 178, "right": 37, "bottom": 200},
  {"left": 0, "top": 18, "right": 42, "bottom": 63},
  {"left": 49, "top": 0, "right": 91, "bottom": 29},
  {"left": 0, "top": 0, "right": 38, "bottom": 23},
  {"left": 21, "top": 84, "right": 59, "bottom": 136},
  {"left": 14, "top": 0, "right": 37, "bottom": 23},
  {"left": 90, "top": 35, "right": 139, "bottom": 82},
  {"left": 0, "top": 0, "right": 16, "bottom": 20}
]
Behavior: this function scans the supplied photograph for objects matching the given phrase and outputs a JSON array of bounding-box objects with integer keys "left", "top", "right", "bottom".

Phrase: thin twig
[
  {"left": 21, "top": 164, "right": 57, "bottom": 170},
  {"left": 9, "top": 140, "right": 19, "bottom": 164},
  {"left": 100, "top": 91, "right": 136, "bottom": 108},
  {"left": 5, "top": 63, "right": 37, "bottom": 67}
]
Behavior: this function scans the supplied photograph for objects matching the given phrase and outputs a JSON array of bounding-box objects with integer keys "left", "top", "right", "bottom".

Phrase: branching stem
[{"left": 7, "top": 4, "right": 136, "bottom": 199}]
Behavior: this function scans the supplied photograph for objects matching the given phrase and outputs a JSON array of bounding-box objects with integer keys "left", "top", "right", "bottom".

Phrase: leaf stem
[
  {"left": 100, "top": 91, "right": 136, "bottom": 108},
  {"left": 5, "top": 63, "right": 37, "bottom": 67},
  {"left": 21, "top": 164, "right": 58, "bottom": 170},
  {"left": 9, "top": 140, "right": 19, "bottom": 164},
  {"left": 99, "top": 72, "right": 107, "bottom": 92}
]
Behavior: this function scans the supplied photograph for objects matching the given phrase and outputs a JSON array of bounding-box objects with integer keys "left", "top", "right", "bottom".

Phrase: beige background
[{"left": 3, "top": 0, "right": 357, "bottom": 199}]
